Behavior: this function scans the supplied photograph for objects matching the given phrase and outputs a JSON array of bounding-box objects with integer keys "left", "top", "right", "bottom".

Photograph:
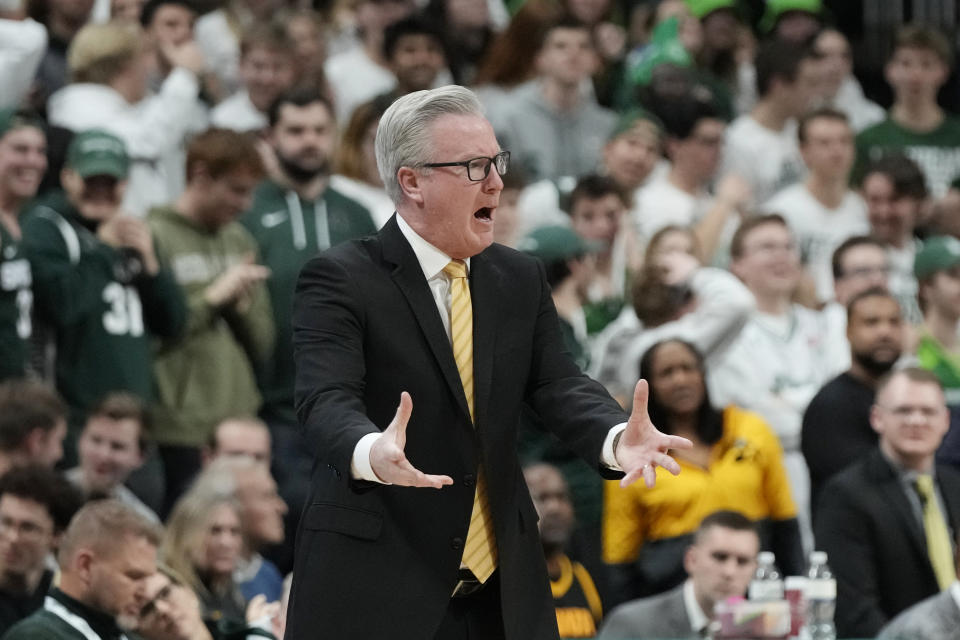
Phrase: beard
[
  {"left": 276, "top": 149, "right": 329, "bottom": 184},
  {"left": 852, "top": 347, "right": 899, "bottom": 377}
]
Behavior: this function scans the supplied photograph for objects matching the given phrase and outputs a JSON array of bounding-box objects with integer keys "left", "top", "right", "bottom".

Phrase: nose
[{"left": 483, "top": 166, "right": 504, "bottom": 192}]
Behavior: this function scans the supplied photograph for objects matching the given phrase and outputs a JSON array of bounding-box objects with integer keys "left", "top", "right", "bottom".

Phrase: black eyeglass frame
[{"left": 422, "top": 151, "right": 510, "bottom": 182}]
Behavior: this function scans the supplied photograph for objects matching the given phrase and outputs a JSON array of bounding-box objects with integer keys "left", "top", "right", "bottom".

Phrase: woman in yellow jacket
[{"left": 603, "top": 338, "right": 803, "bottom": 603}]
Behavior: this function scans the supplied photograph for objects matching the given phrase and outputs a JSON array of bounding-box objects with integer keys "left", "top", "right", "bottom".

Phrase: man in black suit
[
  {"left": 285, "top": 85, "right": 690, "bottom": 640},
  {"left": 815, "top": 367, "right": 960, "bottom": 638}
]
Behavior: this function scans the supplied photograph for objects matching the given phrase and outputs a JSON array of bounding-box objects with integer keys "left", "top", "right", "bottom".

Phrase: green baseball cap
[
  {"left": 0, "top": 108, "right": 43, "bottom": 139},
  {"left": 518, "top": 225, "right": 602, "bottom": 263},
  {"left": 66, "top": 129, "right": 130, "bottom": 179},
  {"left": 760, "top": 0, "right": 823, "bottom": 32},
  {"left": 685, "top": 0, "right": 739, "bottom": 19},
  {"left": 608, "top": 108, "right": 663, "bottom": 143},
  {"left": 914, "top": 236, "right": 960, "bottom": 280}
]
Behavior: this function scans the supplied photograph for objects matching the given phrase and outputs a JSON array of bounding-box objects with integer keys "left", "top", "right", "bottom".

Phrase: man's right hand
[
  {"left": 204, "top": 257, "right": 270, "bottom": 308},
  {"left": 369, "top": 392, "right": 454, "bottom": 488}
]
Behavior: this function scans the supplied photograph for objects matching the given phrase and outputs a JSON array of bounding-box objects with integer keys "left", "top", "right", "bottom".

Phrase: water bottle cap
[
  {"left": 810, "top": 550, "right": 828, "bottom": 564},
  {"left": 758, "top": 551, "right": 775, "bottom": 564}
]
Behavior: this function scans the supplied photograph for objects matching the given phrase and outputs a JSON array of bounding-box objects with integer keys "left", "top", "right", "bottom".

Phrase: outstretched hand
[
  {"left": 615, "top": 380, "right": 693, "bottom": 488},
  {"left": 368, "top": 392, "right": 454, "bottom": 488}
]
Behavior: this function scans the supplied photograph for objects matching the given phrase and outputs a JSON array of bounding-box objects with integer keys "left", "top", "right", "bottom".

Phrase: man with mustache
[
  {"left": 240, "top": 87, "right": 376, "bottom": 573},
  {"left": 803, "top": 287, "right": 904, "bottom": 516}
]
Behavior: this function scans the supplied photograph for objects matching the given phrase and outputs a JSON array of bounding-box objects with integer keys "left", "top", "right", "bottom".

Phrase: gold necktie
[
  {"left": 915, "top": 474, "right": 957, "bottom": 590},
  {"left": 443, "top": 260, "right": 497, "bottom": 582}
]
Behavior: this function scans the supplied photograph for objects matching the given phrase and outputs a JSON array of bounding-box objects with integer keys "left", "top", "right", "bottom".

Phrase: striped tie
[
  {"left": 443, "top": 260, "right": 497, "bottom": 582},
  {"left": 915, "top": 474, "right": 957, "bottom": 590}
]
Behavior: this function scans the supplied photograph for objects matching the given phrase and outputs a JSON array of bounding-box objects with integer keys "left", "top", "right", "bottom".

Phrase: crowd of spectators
[{"left": 3, "top": 0, "right": 960, "bottom": 638}]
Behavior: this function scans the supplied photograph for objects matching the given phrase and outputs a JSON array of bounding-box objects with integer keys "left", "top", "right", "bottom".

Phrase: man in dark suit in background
[
  {"left": 285, "top": 85, "right": 690, "bottom": 640},
  {"left": 599, "top": 510, "right": 760, "bottom": 640},
  {"left": 816, "top": 367, "right": 960, "bottom": 638}
]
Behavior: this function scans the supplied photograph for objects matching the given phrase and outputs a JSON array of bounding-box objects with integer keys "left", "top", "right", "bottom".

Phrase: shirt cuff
[
  {"left": 602, "top": 423, "right": 628, "bottom": 471},
  {"left": 350, "top": 432, "right": 391, "bottom": 484}
]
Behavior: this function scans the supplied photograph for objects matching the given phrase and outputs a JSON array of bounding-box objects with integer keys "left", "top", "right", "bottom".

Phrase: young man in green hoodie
[
  {"left": 148, "top": 127, "right": 274, "bottom": 508},
  {"left": 240, "top": 87, "right": 375, "bottom": 571},
  {"left": 22, "top": 130, "right": 186, "bottom": 430}
]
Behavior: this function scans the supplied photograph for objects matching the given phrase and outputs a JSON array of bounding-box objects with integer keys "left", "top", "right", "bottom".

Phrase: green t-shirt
[
  {"left": 239, "top": 181, "right": 377, "bottom": 425},
  {"left": 0, "top": 219, "right": 32, "bottom": 381},
  {"left": 855, "top": 115, "right": 960, "bottom": 197},
  {"left": 916, "top": 332, "right": 960, "bottom": 406},
  {"left": 21, "top": 193, "right": 187, "bottom": 416}
]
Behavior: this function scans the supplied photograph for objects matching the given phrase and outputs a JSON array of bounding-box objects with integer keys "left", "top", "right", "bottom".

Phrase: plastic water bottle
[
  {"left": 806, "top": 551, "right": 837, "bottom": 640},
  {"left": 749, "top": 551, "right": 785, "bottom": 600}
]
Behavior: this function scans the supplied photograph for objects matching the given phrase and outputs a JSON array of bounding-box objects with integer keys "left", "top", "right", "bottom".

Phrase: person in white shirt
[
  {"left": 765, "top": 108, "right": 869, "bottom": 303},
  {"left": 194, "top": 0, "right": 283, "bottom": 96},
  {"left": 637, "top": 91, "right": 751, "bottom": 264},
  {"left": 66, "top": 392, "right": 159, "bottom": 524},
  {"left": 141, "top": 0, "right": 212, "bottom": 205},
  {"left": 812, "top": 28, "right": 885, "bottom": 133},
  {"left": 324, "top": 0, "right": 416, "bottom": 123},
  {"left": 861, "top": 154, "right": 927, "bottom": 324},
  {"left": 210, "top": 22, "right": 295, "bottom": 134},
  {"left": 821, "top": 236, "right": 892, "bottom": 377},
  {"left": 0, "top": 2, "right": 47, "bottom": 111},
  {"left": 710, "top": 214, "right": 831, "bottom": 548},
  {"left": 590, "top": 225, "right": 754, "bottom": 405},
  {"left": 722, "top": 39, "right": 819, "bottom": 205},
  {"left": 47, "top": 20, "right": 205, "bottom": 216}
]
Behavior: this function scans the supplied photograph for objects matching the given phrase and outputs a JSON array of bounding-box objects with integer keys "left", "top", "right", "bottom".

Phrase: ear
[
  {"left": 683, "top": 544, "right": 697, "bottom": 575},
  {"left": 74, "top": 548, "right": 96, "bottom": 585},
  {"left": 869, "top": 403, "right": 883, "bottom": 435},
  {"left": 396, "top": 167, "right": 424, "bottom": 205},
  {"left": 729, "top": 257, "right": 746, "bottom": 282}
]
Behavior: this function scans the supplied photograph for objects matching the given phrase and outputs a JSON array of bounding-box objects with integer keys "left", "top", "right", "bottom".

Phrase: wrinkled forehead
[{"left": 425, "top": 113, "right": 500, "bottom": 160}]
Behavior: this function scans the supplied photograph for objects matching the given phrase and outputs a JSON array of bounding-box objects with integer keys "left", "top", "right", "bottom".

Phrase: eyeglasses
[
  {"left": 139, "top": 581, "right": 174, "bottom": 619},
  {"left": 422, "top": 151, "right": 510, "bottom": 182}
]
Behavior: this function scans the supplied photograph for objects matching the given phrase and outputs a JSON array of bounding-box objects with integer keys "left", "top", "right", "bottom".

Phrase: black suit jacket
[
  {"left": 285, "top": 218, "right": 627, "bottom": 640},
  {"left": 814, "top": 447, "right": 960, "bottom": 638}
]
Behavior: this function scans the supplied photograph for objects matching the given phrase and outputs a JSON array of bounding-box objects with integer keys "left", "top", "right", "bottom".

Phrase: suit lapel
[
  {"left": 379, "top": 218, "right": 472, "bottom": 422},
  {"left": 470, "top": 250, "right": 501, "bottom": 433},
  {"left": 867, "top": 450, "right": 929, "bottom": 559},
  {"left": 938, "top": 466, "right": 960, "bottom": 533}
]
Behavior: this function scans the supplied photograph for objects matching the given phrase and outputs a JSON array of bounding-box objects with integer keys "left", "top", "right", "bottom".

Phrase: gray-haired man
[{"left": 285, "top": 85, "right": 691, "bottom": 640}]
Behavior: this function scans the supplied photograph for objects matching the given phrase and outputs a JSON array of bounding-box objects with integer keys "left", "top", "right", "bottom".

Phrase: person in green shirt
[
  {"left": 22, "top": 130, "right": 186, "bottom": 430},
  {"left": 0, "top": 109, "right": 47, "bottom": 381},
  {"left": 2, "top": 500, "right": 161, "bottom": 640},
  {"left": 915, "top": 236, "right": 960, "bottom": 405},
  {"left": 148, "top": 128, "right": 274, "bottom": 510},
  {"left": 240, "top": 87, "right": 376, "bottom": 572},
  {"left": 855, "top": 25, "right": 960, "bottom": 198},
  {"left": 241, "top": 87, "right": 376, "bottom": 430}
]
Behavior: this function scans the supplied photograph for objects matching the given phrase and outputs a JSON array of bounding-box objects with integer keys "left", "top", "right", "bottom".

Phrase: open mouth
[{"left": 474, "top": 207, "right": 493, "bottom": 222}]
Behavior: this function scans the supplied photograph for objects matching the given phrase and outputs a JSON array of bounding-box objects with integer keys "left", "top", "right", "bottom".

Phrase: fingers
[
  {"left": 394, "top": 455, "right": 452, "bottom": 489},
  {"left": 631, "top": 379, "right": 649, "bottom": 420},
  {"left": 389, "top": 391, "right": 413, "bottom": 443},
  {"left": 664, "top": 434, "right": 693, "bottom": 450}
]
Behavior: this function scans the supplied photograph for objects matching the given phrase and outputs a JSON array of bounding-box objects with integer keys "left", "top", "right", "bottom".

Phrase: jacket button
[
  {"left": 451, "top": 537, "right": 464, "bottom": 550},
  {"left": 463, "top": 474, "right": 475, "bottom": 488}
]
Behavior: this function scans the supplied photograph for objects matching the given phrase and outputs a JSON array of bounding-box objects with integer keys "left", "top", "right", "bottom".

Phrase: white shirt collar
[
  {"left": 395, "top": 213, "right": 470, "bottom": 281},
  {"left": 683, "top": 579, "right": 711, "bottom": 635},
  {"left": 950, "top": 581, "right": 960, "bottom": 611}
]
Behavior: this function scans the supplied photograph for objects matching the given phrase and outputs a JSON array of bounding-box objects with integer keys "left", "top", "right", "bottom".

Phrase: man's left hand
[{"left": 615, "top": 380, "right": 693, "bottom": 488}]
